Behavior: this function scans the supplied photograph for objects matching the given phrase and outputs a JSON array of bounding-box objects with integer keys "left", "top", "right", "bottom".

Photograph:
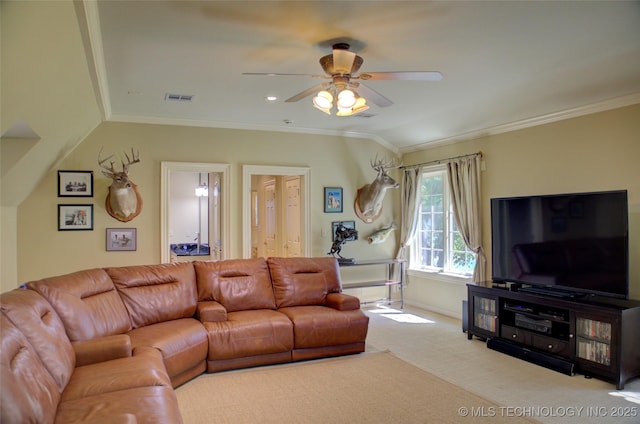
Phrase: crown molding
[
  {"left": 107, "top": 114, "right": 400, "bottom": 155},
  {"left": 400, "top": 93, "right": 640, "bottom": 154}
]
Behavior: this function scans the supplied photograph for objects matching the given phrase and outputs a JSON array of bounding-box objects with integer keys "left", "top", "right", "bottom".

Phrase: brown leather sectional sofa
[{"left": 0, "top": 257, "right": 369, "bottom": 423}]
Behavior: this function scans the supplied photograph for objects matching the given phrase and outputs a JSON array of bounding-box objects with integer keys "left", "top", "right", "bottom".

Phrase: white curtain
[
  {"left": 447, "top": 156, "right": 487, "bottom": 285},
  {"left": 396, "top": 167, "right": 422, "bottom": 263}
]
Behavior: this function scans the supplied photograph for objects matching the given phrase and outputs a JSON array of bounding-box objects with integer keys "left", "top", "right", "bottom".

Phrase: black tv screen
[{"left": 491, "top": 190, "right": 629, "bottom": 299}]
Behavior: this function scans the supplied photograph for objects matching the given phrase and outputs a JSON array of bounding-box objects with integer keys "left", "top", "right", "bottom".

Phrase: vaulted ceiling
[{"left": 89, "top": 1, "right": 640, "bottom": 153}]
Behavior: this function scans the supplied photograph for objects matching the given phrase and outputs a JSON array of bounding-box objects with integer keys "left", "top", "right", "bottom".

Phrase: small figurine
[{"left": 327, "top": 224, "right": 358, "bottom": 263}]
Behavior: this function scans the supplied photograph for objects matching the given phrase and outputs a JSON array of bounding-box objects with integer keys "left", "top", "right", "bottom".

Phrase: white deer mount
[
  {"left": 98, "top": 148, "right": 143, "bottom": 222},
  {"left": 354, "top": 156, "right": 401, "bottom": 223}
]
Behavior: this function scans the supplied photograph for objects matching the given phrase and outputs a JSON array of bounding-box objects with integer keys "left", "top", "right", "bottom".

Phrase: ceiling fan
[{"left": 243, "top": 43, "right": 442, "bottom": 115}]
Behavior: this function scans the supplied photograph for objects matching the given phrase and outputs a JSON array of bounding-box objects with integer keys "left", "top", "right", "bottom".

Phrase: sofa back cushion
[
  {"left": 267, "top": 257, "right": 341, "bottom": 308},
  {"left": 106, "top": 262, "right": 197, "bottom": 328},
  {"left": 0, "top": 289, "right": 74, "bottom": 391},
  {"left": 194, "top": 258, "right": 276, "bottom": 312},
  {"left": 0, "top": 313, "right": 60, "bottom": 424},
  {"left": 26, "top": 268, "right": 131, "bottom": 341}
]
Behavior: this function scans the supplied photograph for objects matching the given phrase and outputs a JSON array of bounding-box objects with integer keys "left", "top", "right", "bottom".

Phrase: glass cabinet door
[{"left": 575, "top": 316, "right": 613, "bottom": 367}]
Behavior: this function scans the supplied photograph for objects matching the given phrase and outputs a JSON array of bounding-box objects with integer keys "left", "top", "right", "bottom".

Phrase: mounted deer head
[
  {"left": 354, "top": 156, "right": 401, "bottom": 223},
  {"left": 98, "top": 148, "right": 143, "bottom": 222}
]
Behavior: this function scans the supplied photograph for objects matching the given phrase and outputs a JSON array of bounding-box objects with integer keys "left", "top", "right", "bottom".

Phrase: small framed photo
[
  {"left": 58, "top": 204, "right": 93, "bottom": 231},
  {"left": 332, "top": 221, "right": 357, "bottom": 241},
  {"left": 106, "top": 228, "right": 137, "bottom": 251},
  {"left": 324, "top": 187, "right": 343, "bottom": 213},
  {"left": 58, "top": 170, "right": 93, "bottom": 197}
]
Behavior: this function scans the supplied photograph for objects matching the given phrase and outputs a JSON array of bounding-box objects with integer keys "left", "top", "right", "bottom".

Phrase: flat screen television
[{"left": 491, "top": 190, "right": 629, "bottom": 299}]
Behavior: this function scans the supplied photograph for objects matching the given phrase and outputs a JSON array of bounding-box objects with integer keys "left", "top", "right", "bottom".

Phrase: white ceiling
[{"left": 90, "top": 1, "right": 640, "bottom": 153}]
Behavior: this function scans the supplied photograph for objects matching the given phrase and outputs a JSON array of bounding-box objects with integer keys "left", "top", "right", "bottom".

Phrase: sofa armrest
[
  {"left": 326, "top": 293, "right": 361, "bottom": 311},
  {"left": 196, "top": 300, "right": 227, "bottom": 322},
  {"left": 72, "top": 334, "right": 132, "bottom": 366}
]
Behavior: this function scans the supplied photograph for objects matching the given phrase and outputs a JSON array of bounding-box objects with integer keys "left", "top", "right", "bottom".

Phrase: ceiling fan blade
[
  {"left": 356, "top": 83, "right": 393, "bottom": 108},
  {"left": 359, "top": 71, "right": 443, "bottom": 81},
  {"left": 333, "top": 49, "right": 356, "bottom": 74},
  {"left": 243, "top": 72, "right": 326, "bottom": 79},
  {"left": 285, "top": 83, "right": 329, "bottom": 103}
]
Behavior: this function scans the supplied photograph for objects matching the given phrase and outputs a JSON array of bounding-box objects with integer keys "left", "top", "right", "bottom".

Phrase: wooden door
[
  {"left": 263, "top": 180, "right": 277, "bottom": 257},
  {"left": 284, "top": 176, "right": 302, "bottom": 257}
]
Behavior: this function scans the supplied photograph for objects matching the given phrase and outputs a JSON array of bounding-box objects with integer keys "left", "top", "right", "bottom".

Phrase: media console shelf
[
  {"left": 339, "top": 259, "right": 405, "bottom": 308},
  {"left": 467, "top": 283, "right": 640, "bottom": 389}
]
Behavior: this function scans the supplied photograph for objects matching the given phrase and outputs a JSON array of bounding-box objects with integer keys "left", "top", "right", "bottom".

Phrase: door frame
[
  {"left": 242, "top": 165, "right": 311, "bottom": 259},
  {"left": 161, "top": 162, "right": 231, "bottom": 264}
]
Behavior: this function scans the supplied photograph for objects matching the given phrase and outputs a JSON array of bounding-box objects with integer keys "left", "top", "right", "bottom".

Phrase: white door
[
  {"left": 284, "top": 176, "right": 302, "bottom": 257},
  {"left": 263, "top": 180, "right": 278, "bottom": 257},
  {"left": 243, "top": 166, "right": 310, "bottom": 259}
]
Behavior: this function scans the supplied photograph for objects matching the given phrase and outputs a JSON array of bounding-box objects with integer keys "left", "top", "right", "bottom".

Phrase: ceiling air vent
[{"left": 165, "top": 93, "right": 195, "bottom": 102}]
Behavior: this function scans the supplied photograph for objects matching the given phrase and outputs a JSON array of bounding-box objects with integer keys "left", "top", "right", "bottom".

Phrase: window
[{"left": 411, "top": 167, "right": 476, "bottom": 276}]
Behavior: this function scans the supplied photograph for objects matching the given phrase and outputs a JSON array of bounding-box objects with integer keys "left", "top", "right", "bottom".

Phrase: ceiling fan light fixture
[
  {"left": 351, "top": 97, "right": 369, "bottom": 114},
  {"left": 313, "top": 103, "right": 332, "bottom": 115},
  {"left": 337, "top": 89, "right": 356, "bottom": 108},
  {"left": 336, "top": 96, "right": 369, "bottom": 117},
  {"left": 313, "top": 90, "right": 333, "bottom": 109}
]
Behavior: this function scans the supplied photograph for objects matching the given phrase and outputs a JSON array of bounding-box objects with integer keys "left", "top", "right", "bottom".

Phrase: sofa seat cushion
[
  {"left": 55, "top": 385, "right": 183, "bottom": 424},
  {"left": 60, "top": 346, "right": 170, "bottom": 402},
  {"left": 277, "top": 306, "right": 369, "bottom": 349},
  {"left": 0, "top": 314, "right": 60, "bottom": 424},
  {"left": 203, "top": 309, "right": 293, "bottom": 360},
  {"left": 127, "top": 318, "right": 207, "bottom": 383},
  {"left": 194, "top": 258, "right": 276, "bottom": 312}
]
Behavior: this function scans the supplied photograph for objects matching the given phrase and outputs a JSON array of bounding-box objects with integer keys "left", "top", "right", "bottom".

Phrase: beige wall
[
  {"left": 403, "top": 103, "right": 640, "bottom": 317},
  {"left": 2, "top": 0, "right": 102, "bottom": 290},
  {"left": 11, "top": 104, "right": 639, "bottom": 311},
  {"left": 11, "top": 122, "right": 399, "bottom": 290}
]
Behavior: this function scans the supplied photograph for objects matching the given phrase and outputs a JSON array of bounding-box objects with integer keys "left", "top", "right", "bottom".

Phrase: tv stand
[{"left": 467, "top": 283, "right": 640, "bottom": 389}]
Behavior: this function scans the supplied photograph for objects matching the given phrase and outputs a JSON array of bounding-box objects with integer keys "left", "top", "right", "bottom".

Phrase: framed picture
[
  {"left": 324, "top": 187, "right": 343, "bottom": 213},
  {"left": 58, "top": 171, "right": 93, "bottom": 197},
  {"left": 332, "top": 221, "right": 357, "bottom": 241},
  {"left": 106, "top": 228, "right": 137, "bottom": 251},
  {"left": 58, "top": 204, "right": 93, "bottom": 231}
]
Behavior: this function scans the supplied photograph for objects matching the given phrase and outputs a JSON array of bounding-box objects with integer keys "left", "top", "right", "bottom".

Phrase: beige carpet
[{"left": 175, "top": 351, "right": 540, "bottom": 423}]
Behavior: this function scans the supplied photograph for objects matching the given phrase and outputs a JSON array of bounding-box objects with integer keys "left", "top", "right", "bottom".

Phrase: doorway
[
  {"left": 161, "top": 162, "right": 230, "bottom": 263},
  {"left": 250, "top": 174, "right": 303, "bottom": 258},
  {"left": 242, "top": 165, "right": 310, "bottom": 258}
]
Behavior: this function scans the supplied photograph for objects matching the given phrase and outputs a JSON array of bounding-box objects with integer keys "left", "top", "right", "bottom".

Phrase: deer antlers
[
  {"left": 370, "top": 154, "right": 402, "bottom": 173},
  {"left": 98, "top": 147, "right": 140, "bottom": 177}
]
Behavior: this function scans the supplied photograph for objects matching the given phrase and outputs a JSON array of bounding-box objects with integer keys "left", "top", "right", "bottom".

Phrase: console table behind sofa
[{"left": 339, "top": 259, "right": 405, "bottom": 308}]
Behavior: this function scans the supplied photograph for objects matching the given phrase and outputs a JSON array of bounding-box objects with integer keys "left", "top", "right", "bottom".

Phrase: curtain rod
[{"left": 400, "top": 151, "right": 483, "bottom": 170}]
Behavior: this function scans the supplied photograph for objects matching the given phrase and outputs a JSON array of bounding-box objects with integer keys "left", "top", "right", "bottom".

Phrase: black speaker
[{"left": 487, "top": 338, "right": 575, "bottom": 376}]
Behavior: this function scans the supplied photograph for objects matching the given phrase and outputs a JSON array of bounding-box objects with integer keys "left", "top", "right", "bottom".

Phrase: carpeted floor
[{"left": 175, "top": 351, "right": 539, "bottom": 423}]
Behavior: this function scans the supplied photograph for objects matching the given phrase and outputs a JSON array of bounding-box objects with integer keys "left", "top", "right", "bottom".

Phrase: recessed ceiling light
[{"left": 265, "top": 96, "right": 278, "bottom": 102}]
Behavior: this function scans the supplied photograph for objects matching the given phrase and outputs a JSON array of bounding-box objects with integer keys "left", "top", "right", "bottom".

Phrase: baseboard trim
[{"left": 404, "top": 300, "right": 462, "bottom": 321}]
